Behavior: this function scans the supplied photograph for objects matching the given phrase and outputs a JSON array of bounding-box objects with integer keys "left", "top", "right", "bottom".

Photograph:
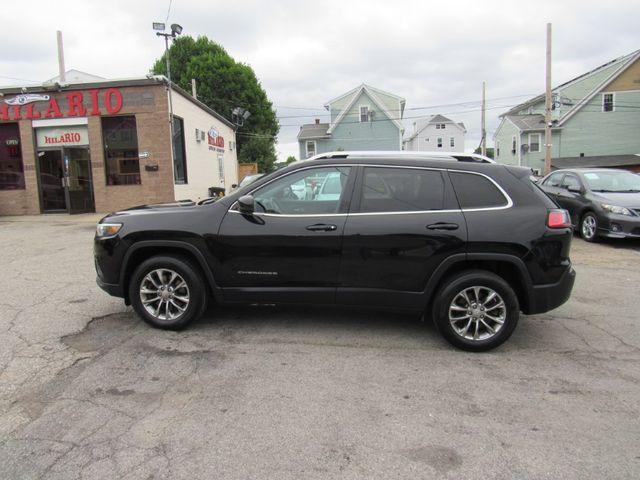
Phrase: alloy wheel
[
  {"left": 448, "top": 286, "right": 506, "bottom": 341},
  {"left": 139, "top": 268, "right": 190, "bottom": 321},
  {"left": 581, "top": 215, "right": 597, "bottom": 239}
]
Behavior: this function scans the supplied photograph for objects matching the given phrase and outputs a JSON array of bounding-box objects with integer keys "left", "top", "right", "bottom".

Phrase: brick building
[{"left": 0, "top": 76, "right": 238, "bottom": 215}]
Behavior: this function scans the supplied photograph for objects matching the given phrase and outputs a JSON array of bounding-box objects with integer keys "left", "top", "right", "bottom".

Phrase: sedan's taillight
[{"left": 547, "top": 209, "right": 571, "bottom": 229}]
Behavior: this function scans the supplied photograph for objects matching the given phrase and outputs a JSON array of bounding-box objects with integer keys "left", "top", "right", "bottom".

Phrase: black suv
[{"left": 94, "top": 152, "right": 576, "bottom": 351}]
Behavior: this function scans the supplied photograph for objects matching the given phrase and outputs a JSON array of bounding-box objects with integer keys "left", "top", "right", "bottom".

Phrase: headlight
[
  {"left": 96, "top": 223, "right": 123, "bottom": 238},
  {"left": 601, "top": 204, "right": 633, "bottom": 216}
]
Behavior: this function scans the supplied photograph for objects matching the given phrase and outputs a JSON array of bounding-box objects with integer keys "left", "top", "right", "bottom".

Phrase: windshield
[{"left": 583, "top": 171, "right": 640, "bottom": 192}]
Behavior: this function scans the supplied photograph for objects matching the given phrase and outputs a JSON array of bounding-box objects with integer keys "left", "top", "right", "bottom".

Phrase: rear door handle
[
  {"left": 306, "top": 224, "right": 337, "bottom": 232},
  {"left": 426, "top": 222, "right": 459, "bottom": 231}
]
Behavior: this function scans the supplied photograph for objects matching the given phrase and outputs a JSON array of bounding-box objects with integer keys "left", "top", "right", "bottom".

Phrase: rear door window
[
  {"left": 449, "top": 172, "right": 509, "bottom": 209},
  {"left": 359, "top": 167, "right": 445, "bottom": 213}
]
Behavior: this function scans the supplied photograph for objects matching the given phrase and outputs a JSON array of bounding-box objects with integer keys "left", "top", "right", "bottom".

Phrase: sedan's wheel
[
  {"left": 129, "top": 255, "right": 207, "bottom": 329},
  {"left": 580, "top": 213, "right": 598, "bottom": 242},
  {"left": 432, "top": 270, "right": 519, "bottom": 351}
]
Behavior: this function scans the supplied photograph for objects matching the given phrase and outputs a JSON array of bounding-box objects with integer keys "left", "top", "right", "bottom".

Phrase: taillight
[{"left": 547, "top": 209, "right": 571, "bottom": 229}]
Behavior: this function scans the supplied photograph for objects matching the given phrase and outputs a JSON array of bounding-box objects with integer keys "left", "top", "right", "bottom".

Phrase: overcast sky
[{"left": 2, "top": 0, "right": 638, "bottom": 161}]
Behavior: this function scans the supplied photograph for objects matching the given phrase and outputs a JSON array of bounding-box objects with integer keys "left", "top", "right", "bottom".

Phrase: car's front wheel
[
  {"left": 580, "top": 212, "right": 599, "bottom": 242},
  {"left": 432, "top": 270, "right": 519, "bottom": 351},
  {"left": 129, "top": 255, "right": 208, "bottom": 329}
]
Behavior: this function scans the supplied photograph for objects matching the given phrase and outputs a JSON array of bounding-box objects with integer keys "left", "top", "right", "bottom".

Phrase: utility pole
[
  {"left": 481, "top": 81, "right": 487, "bottom": 156},
  {"left": 544, "top": 23, "right": 553, "bottom": 175},
  {"left": 56, "top": 31, "right": 66, "bottom": 83}
]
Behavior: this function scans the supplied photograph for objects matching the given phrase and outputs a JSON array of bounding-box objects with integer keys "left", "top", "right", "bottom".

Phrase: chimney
[
  {"left": 315, "top": 118, "right": 320, "bottom": 125},
  {"left": 56, "top": 31, "right": 66, "bottom": 83}
]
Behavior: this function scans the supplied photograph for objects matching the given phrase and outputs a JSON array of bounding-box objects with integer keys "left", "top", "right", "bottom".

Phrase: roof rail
[{"left": 305, "top": 151, "right": 495, "bottom": 163}]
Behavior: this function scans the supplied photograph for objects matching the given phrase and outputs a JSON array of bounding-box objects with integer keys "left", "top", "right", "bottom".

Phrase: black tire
[
  {"left": 432, "top": 270, "right": 519, "bottom": 352},
  {"left": 128, "top": 255, "right": 208, "bottom": 330},
  {"left": 580, "top": 212, "right": 599, "bottom": 242}
]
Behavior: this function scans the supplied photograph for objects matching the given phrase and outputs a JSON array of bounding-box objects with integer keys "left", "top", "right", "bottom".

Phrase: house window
[
  {"left": 450, "top": 137, "right": 455, "bottom": 148},
  {"left": 511, "top": 135, "right": 517, "bottom": 155},
  {"left": 437, "top": 137, "right": 443, "bottom": 148},
  {"left": 435, "top": 123, "right": 446, "bottom": 129},
  {"left": 172, "top": 115, "right": 187, "bottom": 184},
  {"left": 306, "top": 140, "right": 316, "bottom": 158},
  {"left": 496, "top": 141, "right": 500, "bottom": 157},
  {"left": 0, "top": 123, "right": 25, "bottom": 190},
  {"left": 603, "top": 93, "right": 614, "bottom": 112},
  {"left": 529, "top": 133, "right": 541, "bottom": 152},
  {"left": 360, "top": 106, "right": 370, "bottom": 122},
  {"left": 102, "top": 116, "right": 141, "bottom": 185}
]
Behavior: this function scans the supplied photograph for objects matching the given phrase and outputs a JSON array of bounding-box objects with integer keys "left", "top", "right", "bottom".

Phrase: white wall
[
  {"left": 171, "top": 91, "right": 238, "bottom": 201},
  {"left": 406, "top": 122, "right": 465, "bottom": 152}
]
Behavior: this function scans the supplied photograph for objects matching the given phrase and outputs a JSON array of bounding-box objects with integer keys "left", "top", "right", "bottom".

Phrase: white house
[{"left": 403, "top": 114, "right": 466, "bottom": 152}]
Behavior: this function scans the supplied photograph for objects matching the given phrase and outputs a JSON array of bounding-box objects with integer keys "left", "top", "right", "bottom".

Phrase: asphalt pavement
[{"left": 0, "top": 214, "right": 639, "bottom": 479}]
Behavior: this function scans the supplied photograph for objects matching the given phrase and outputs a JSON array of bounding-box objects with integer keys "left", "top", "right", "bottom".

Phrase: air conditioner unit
[
  {"left": 201, "top": 130, "right": 206, "bottom": 141},
  {"left": 195, "top": 129, "right": 201, "bottom": 142}
]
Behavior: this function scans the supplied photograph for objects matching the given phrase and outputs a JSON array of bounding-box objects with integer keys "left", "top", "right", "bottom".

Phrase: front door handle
[
  {"left": 426, "top": 222, "right": 459, "bottom": 231},
  {"left": 306, "top": 223, "right": 337, "bottom": 232}
]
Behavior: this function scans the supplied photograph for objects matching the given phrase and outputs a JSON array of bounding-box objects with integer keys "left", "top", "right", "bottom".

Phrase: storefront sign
[
  {"left": 1, "top": 88, "right": 123, "bottom": 121},
  {"left": 36, "top": 126, "right": 89, "bottom": 147},
  {"left": 208, "top": 126, "right": 225, "bottom": 152}
]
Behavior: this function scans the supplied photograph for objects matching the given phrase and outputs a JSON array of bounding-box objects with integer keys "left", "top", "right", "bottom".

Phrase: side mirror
[
  {"left": 567, "top": 185, "right": 581, "bottom": 193},
  {"left": 238, "top": 195, "right": 255, "bottom": 214}
]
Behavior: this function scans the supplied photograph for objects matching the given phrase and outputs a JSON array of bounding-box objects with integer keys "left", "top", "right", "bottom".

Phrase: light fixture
[
  {"left": 171, "top": 24, "right": 183, "bottom": 36},
  {"left": 153, "top": 22, "right": 165, "bottom": 31}
]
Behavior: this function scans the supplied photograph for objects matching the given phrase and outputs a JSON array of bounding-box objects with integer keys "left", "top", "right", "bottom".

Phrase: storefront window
[
  {"left": 102, "top": 116, "right": 141, "bottom": 185},
  {"left": 172, "top": 116, "right": 187, "bottom": 184},
  {"left": 0, "top": 123, "right": 25, "bottom": 190}
]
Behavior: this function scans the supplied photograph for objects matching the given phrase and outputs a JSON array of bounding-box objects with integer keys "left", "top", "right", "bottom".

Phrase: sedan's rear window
[{"left": 449, "top": 172, "right": 508, "bottom": 209}]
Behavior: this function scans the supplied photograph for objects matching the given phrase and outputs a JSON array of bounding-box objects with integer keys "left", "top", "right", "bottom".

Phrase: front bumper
[
  {"left": 525, "top": 265, "right": 576, "bottom": 315},
  {"left": 96, "top": 276, "right": 124, "bottom": 298},
  {"left": 599, "top": 213, "right": 640, "bottom": 238}
]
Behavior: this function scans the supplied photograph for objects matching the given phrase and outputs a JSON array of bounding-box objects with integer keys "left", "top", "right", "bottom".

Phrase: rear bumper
[
  {"left": 525, "top": 265, "right": 576, "bottom": 315},
  {"left": 96, "top": 276, "right": 124, "bottom": 298}
]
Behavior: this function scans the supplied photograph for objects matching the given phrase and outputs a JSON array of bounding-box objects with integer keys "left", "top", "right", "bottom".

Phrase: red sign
[
  {"left": 0, "top": 88, "right": 124, "bottom": 121},
  {"left": 207, "top": 126, "right": 224, "bottom": 151}
]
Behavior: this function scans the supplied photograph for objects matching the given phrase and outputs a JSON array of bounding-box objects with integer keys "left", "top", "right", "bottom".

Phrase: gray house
[
  {"left": 493, "top": 49, "right": 640, "bottom": 173},
  {"left": 298, "top": 84, "right": 405, "bottom": 159}
]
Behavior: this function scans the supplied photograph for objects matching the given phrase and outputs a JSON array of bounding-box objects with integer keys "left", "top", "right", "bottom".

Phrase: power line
[{"left": 164, "top": 0, "right": 173, "bottom": 23}]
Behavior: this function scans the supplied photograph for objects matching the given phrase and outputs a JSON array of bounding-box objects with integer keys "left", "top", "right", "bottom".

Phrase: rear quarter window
[{"left": 449, "top": 172, "right": 509, "bottom": 209}]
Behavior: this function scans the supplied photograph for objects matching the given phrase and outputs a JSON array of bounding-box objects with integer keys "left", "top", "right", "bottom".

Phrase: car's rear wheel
[
  {"left": 432, "top": 270, "right": 519, "bottom": 351},
  {"left": 129, "top": 255, "right": 208, "bottom": 329},
  {"left": 580, "top": 212, "right": 599, "bottom": 242}
]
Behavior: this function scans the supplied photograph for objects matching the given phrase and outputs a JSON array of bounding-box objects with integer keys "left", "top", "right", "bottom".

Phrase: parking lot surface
[{"left": 1, "top": 214, "right": 639, "bottom": 479}]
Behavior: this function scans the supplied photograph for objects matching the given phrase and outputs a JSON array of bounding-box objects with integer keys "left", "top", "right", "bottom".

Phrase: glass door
[
  {"left": 63, "top": 148, "right": 95, "bottom": 214},
  {"left": 37, "top": 150, "right": 67, "bottom": 212}
]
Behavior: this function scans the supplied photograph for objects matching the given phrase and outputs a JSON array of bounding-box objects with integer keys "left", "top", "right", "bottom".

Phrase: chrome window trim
[{"left": 227, "top": 163, "right": 513, "bottom": 217}]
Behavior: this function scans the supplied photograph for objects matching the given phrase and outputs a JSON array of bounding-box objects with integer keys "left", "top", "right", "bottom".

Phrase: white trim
[
  {"left": 528, "top": 133, "right": 541, "bottom": 152},
  {"left": 327, "top": 85, "right": 404, "bottom": 134},
  {"left": 359, "top": 104, "right": 370, "bottom": 123},
  {"left": 602, "top": 92, "right": 615, "bottom": 112},
  {"left": 32, "top": 117, "right": 88, "bottom": 127},
  {"left": 305, "top": 140, "right": 317, "bottom": 158}
]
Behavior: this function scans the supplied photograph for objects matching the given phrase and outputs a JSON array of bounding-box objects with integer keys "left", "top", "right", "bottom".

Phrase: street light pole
[{"left": 153, "top": 23, "right": 182, "bottom": 182}]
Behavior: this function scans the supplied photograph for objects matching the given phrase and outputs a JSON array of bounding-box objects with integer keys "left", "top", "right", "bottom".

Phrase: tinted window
[
  {"left": 172, "top": 116, "right": 187, "bottom": 184},
  {"left": 252, "top": 166, "right": 351, "bottom": 215},
  {"left": 360, "top": 167, "right": 445, "bottom": 213},
  {"left": 543, "top": 172, "right": 564, "bottom": 187},
  {"left": 0, "top": 123, "right": 25, "bottom": 190},
  {"left": 102, "top": 116, "right": 141, "bottom": 185},
  {"left": 561, "top": 174, "right": 581, "bottom": 190},
  {"left": 450, "top": 172, "right": 508, "bottom": 209}
]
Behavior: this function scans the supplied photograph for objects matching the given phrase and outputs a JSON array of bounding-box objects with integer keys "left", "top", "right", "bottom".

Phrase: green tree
[
  {"left": 474, "top": 147, "right": 495, "bottom": 159},
  {"left": 285, "top": 155, "right": 297, "bottom": 165},
  {"left": 152, "top": 36, "right": 279, "bottom": 171}
]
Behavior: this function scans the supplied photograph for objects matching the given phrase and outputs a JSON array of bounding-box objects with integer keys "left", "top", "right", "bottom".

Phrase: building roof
[
  {"left": 297, "top": 122, "right": 330, "bottom": 140},
  {"left": 325, "top": 84, "right": 406, "bottom": 134},
  {"left": 506, "top": 114, "right": 546, "bottom": 131},
  {"left": 404, "top": 114, "right": 467, "bottom": 143},
  {"left": 45, "top": 69, "right": 106, "bottom": 84},
  {"left": 501, "top": 49, "right": 640, "bottom": 119},
  {"left": 552, "top": 154, "right": 640, "bottom": 169}
]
